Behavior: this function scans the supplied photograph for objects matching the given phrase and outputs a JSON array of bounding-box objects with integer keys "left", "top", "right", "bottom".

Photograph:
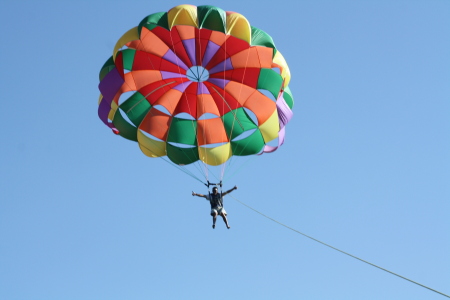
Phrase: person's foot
[
  {"left": 212, "top": 224, "right": 215, "bottom": 229},
  {"left": 227, "top": 226, "right": 231, "bottom": 229}
]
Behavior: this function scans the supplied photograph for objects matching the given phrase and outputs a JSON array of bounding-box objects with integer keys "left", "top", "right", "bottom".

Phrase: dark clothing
[{"left": 207, "top": 193, "right": 223, "bottom": 208}]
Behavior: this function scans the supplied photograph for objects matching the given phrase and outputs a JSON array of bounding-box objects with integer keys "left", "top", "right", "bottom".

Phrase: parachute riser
[{"left": 205, "top": 180, "right": 223, "bottom": 193}]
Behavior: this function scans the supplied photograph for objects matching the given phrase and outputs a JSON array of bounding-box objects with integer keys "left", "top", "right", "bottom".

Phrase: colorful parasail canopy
[{"left": 98, "top": 4, "right": 294, "bottom": 169}]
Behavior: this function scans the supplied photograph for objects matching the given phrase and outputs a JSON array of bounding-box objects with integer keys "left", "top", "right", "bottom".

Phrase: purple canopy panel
[
  {"left": 276, "top": 92, "right": 294, "bottom": 129},
  {"left": 98, "top": 68, "right": 124, "bottom": 129},
  {"left": 209, "top": 57, "right": 233, "bottom": 74},
  {"left": 182, "top": 39, "right": 197, "bottom": 66},
  {"left": 163, "top": 50, "right": 189, "bottom": 70},
  {"left": 161, "top": 71, "right": 186, "bottom": 79},
  {"left": 198, "top": 82, "right": 211, "bottom": 95},
  {"left": 278, "top": 125, "right": 286, "bottom": 147},
  {"left": 173, "top": 81, "right": 192, "bottom": 93},
  {"left": 207, "top": 78, "right": 230, "bottom": 90},
  {"left": 202, "top": 41, "right": 220, "bottom": 67},
  {"left": 259, "top": 126, "right": 286, "bottom": 154}
]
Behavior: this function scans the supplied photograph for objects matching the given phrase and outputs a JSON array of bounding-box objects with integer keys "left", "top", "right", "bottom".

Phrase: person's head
[{"left": 212, "top": 187, "right": 218, "bottom": 194}]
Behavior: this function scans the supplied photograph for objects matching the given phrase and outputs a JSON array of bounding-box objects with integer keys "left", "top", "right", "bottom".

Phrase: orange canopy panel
[
  {"left": 197, "top": 118, "right": 229, "bottom": 146},
  {"left": 138, "top": 108, "right": 172, "bottom": 140}
]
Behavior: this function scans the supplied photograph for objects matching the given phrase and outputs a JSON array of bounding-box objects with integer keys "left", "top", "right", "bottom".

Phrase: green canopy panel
[
  {"left": 231, "top": 129, "right": 265, "bottom": 156},
  {"left": 121, "top": 49, "right": 136, "bottom": 71},
  {"left": 119, "top": 92, "right": 152, "bottom": 127},
  {"left": 167, "top": 117, "right": 198, "bottom": 145},
  {"left": 283, "top": 86, "right": 294, "bottom": 109},
  {"left": 250, "top": 26, "right": 277, "bottom": 56},
  {"left": 166, "top": 143, "right": 199, "bottom": 165},
  {"left": 257, "top": 68, "right": 283, "bottom": 99},
  {"left": 139, "top": 12, "right": 169, "bottom": 33},
  {"left": 197, "top": 5, "right": 227, "bottom": 32},
  {"left": 222, "top": 108, "right": 258, "bottom": 140},
  {"left": 112, "top": 110, "right": 138, "bottom": 141},
  {"left": 99, "top": 56, "right": 115, "bottom": 81}
]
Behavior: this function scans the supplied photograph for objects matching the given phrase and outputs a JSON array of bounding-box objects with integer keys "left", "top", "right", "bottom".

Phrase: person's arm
[
  {"left": 222, "top": 186, "right": 237, "bottom": 196},
  {"left": 192, "top": 191, "right": 207, "bottom": 198}
]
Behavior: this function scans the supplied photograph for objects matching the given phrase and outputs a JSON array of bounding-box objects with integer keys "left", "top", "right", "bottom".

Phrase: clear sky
[{"left": 1, "top": 1, "right": 449, "bottom": 299}]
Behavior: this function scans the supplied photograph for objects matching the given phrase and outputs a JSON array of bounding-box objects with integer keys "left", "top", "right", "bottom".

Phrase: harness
[
  {"left": 207, "top": 181, "right": 223, "bottom": 208},
  {"left": 209, "top": 192, "right": 223, "bottom": 208}
]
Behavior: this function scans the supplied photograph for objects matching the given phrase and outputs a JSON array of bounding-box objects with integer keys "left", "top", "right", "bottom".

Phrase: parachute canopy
[{"left": 98, "top": 4, "right": 294, "bottom": 167}]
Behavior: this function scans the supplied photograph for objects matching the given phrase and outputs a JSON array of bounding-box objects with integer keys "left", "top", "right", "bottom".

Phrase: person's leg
[
  {"left": 211, "top": 212, "right": 217, "bottom": 229},
  {"left": 221, "top": 213, "right": 230, "bottom": 229}
]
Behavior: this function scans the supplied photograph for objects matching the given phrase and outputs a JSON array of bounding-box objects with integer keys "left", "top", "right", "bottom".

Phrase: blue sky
[{"left": 1, "top": 1, "right": 449, "bottom": 299}]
